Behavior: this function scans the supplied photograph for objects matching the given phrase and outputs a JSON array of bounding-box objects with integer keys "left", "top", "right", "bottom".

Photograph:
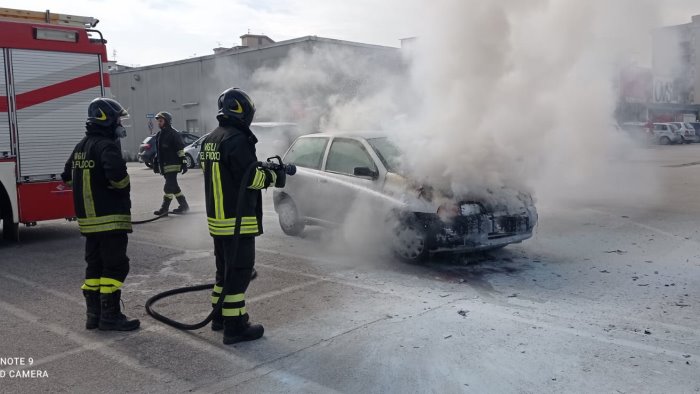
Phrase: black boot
[
  {"left": 99, "top": 291, "right": 140, "bottom": 331},
  {"left": 211, "top": 305, "right": 223, "bottom": 331},
  {"left": 171, "top": 195, "right": 189, "bottom": 214},
  {"left": 83, "top": 290, "right": 100, "bottom": 330},
  {"left": 153, "top": 197, "right": 172, "bottom": 216},
  {"left": 223, "top": 314, "right": 264, "bottom": 344}
]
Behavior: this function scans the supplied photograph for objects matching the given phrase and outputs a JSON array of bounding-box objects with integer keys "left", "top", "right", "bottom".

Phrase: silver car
[
  {"left": 670, "top": 122, "right": 698, "bottom": 143},
  {"left": 273, "top": 133, "right": 538, "bottom": 262},
  {"left": 183, "top": 133, "right": 210, "bottom": 168}
]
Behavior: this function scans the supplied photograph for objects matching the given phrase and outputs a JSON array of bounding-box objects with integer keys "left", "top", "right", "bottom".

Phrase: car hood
[{"left": 382, "top": 172, "right": 535, "bottom": 216}]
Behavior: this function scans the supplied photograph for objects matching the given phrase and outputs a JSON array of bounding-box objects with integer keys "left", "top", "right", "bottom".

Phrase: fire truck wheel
[{"left": 2, "top": 218, "right": 19, "bottom": 241}]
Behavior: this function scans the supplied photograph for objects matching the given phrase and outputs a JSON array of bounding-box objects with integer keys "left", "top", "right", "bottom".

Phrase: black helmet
[
  {"left": 155, "top": 111, "right": 173, "bottom": 125},
  {"left": 87, "top": 97, "right": 128, "bottom": 128},
  {"left": 217, "top": 88, "right": 255, "bottom": 127}
]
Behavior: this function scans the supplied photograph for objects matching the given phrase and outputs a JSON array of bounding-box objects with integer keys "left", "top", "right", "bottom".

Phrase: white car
[
  {"left": 273, "top": 133, "right": 538, "bottom": 262},
  {"left": 652, "top": 123, "right": 683, "bottom": 145},
  {"left": 670, "top": 122, "right": 698, "bottom": 143},
  {"left": 183, "top": 133, "right": 210, "bottom": 168}
]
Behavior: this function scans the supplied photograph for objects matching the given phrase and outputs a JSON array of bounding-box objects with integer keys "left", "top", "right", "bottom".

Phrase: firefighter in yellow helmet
[
  {"left": 61, "top": 97, "right": 139, "bottom": 332},
  {"left": 200, "top": 88, "right": 284, "bottom": 344}
]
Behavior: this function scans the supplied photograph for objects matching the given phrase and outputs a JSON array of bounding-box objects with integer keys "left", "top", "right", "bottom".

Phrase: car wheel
[
  {"left": 659, "top": 136, "right": 671, "bottom": 145},
  {"left": 185, "top": 154, "right": 195, "bottom": 169},
  {"left": 392, "top": 220, "right": 429, "bottom": 263},
  {"left": 277, "top": 198, "right": 304, "bottom": 236}
]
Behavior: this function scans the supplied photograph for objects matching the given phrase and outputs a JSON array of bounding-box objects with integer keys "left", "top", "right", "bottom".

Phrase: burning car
[{"left": 272, "top": 132, "right": 538, "bottom": 262}]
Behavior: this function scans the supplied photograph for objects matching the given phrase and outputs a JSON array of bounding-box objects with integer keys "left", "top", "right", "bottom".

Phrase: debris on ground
[
  {"left": 457, "top": 310, "right": 469, "bottom": 317},
  {"left": 644, "top": 330, "right": 652, "bottom": 335},
  {"left": 605, "top": 250, "right": 627, "bottom": 255}
]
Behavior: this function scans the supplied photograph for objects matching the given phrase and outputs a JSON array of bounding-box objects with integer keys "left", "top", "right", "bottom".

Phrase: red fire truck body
[{"left": 0, "top": 8, "right": 110, "bottom": 240}]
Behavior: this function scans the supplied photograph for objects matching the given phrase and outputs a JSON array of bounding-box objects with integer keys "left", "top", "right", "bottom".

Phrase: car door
[
  {"left": 281, "top": 136, "right": 330, "bottom": 220},
  {"left": 317, "top": 138, "right": 381, "bottom": 224}
]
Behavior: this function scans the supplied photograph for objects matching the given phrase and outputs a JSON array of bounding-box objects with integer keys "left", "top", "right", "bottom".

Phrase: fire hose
[{"left": 144, "top": 156, "right": 296, "bottom": 330}]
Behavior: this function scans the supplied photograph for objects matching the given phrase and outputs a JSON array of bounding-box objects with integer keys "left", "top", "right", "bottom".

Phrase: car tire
[
  {"left": 185, "top": 154, "right": 195, "bottom": 169},
  {"left": 392, "top": 219, "right": 429, "bottom": 263},
  {"left": 277, "top": 198, "right": 304, "bottom": 236},
  {"left": 659, "top": 136, "right": 671, "bottom": 145}
]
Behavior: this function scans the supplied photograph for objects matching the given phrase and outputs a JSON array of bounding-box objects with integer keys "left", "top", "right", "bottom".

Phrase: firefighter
[
  {"left": 152, "top": 111, "right": 189, "bottom": 215},
  {"left": 200, "top": 88, "right": 283, "bottom": 344},
  {"left": 61, "top": 97, "right": 140, "bottom": 331}
]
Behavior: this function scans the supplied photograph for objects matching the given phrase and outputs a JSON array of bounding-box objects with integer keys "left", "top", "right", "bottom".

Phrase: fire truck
[{"left": 0, "top": 8, "right": 110, "bottom": 241}]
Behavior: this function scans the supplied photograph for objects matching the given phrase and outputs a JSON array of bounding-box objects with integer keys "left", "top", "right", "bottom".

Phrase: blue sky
[{"left": 2, "top": 1, "right": 700, "bottom": 66}]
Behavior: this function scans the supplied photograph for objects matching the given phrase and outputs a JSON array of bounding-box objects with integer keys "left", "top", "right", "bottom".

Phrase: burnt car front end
[{"left": 426, "top": 198, "right": 538, "bottom": 253}]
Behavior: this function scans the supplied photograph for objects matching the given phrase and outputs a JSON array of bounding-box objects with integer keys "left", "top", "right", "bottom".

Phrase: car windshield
[
  {"left": 142, "top": 136, "right": 152, "bottom": 144},
  {"left": 685, "top": 123, "right": 695, "bottom": 130},
  {"left": 367, "top": 137, "right": 402, "bottom": 173}
]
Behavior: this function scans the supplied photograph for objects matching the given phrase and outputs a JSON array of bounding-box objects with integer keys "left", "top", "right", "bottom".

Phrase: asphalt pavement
[{"left": 0, "top": 144, "right": 699, "bottom": 393}]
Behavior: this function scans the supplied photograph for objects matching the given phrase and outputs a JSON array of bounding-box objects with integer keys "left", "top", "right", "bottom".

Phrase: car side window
[
  {"left": 284, "top": 137, "right": 329, "bottom": 170},
  {"left": 183, "top": 134, "right": 197, "bottom": 145},
  {"left": 325, "top": 138, "right": 377, "bottom": 176}
]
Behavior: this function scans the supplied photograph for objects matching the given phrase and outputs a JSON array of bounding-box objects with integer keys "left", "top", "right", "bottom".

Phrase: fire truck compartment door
[{"left": 11, "top": 49, "right": 103, "bottom": 180}]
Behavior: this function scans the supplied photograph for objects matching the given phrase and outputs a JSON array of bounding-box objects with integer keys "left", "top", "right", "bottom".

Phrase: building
[
  {"left": 109, "top": 34, "right": 402, "bottom": 158},
  {"left": 650, "top": 14, "right": 700, "bottom": 121}
]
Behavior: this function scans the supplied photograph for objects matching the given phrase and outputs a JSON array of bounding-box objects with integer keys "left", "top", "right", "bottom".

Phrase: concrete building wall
[
  {"left": 110, "top": 37, "right": 401, "bottom": 157},
  {"left": 652, "top": 15, "right": 700, "bottom": 106}
]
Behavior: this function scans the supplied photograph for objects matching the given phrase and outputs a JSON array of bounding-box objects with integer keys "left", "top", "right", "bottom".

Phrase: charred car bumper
[{"left": 417, "top": 208, "right": 537, "bottom": 254}]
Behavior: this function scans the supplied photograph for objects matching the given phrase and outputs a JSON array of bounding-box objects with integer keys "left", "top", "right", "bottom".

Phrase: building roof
[{"left": 110, "top": 35, "right": 399, "bottom": 74}]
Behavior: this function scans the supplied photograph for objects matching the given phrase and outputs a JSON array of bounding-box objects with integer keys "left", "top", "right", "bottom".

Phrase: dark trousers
[
  {"left": 212, "top": 236, "right": 255, "bottom": 318},
  {"left": 84, "top": 233, "right": 130, "bottom": 293},
  {"left": 163, "top": 172, "right": 181, "bottom": 197}
]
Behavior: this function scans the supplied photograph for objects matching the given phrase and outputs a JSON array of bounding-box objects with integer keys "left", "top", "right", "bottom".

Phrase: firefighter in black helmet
[
  {"left": 152, "top": 111, "right": 189, "bottom": 215},
  {"left": 61, "top": 97, "right": 140, "bottom": 332},
  {"left": 200, "top": 88, "right": 284, "bottom": 344}
]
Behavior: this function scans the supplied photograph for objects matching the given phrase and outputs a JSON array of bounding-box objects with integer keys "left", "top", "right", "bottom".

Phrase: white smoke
[
  {"left": 391, "top": 0, "right": 665, "bottom": 208},
  {"left": 246, "top": 1, "right": 675, "bottom": 255}
]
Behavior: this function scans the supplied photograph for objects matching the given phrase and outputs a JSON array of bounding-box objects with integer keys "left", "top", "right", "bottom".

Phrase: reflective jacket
[
  {"left": 61, "top": 125, "right": 132, "bottom": 234},
  {"left": 200, "top": 122, "right": 276, "bottom": 237},
  {"left": 154, "top": 126, "right": 185, "bottom": 174}
]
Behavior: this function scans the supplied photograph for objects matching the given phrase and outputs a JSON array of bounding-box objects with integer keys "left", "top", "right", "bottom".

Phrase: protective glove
[
  {"left": 152, "top": 158, "right": 160, "bottom": 174},
  {"left": 181, "top": 160, "right": 188, "bottom": 174},
  {"left": 273, "top": 168, "right": 286, "bottom": 188}
]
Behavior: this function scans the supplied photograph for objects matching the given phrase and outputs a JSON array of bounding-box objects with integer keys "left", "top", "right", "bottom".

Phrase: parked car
[
  {"left": 670, "top": 122, "right": 698, "bottom": 143},
  {"left": 138, "top": 131, "right": 200, "bottom": 168},
  {"left": 690, "top": 122, "right": 700, "bottom": 138},
  {"left": 652, "top": 123, "right": 683, "bottom": 145},
  {"left": 183, "top": 132, "right": 211, "bottom": 168},
  {"left": 272, "top": 133, "right": 538, "bottom": 262}
]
